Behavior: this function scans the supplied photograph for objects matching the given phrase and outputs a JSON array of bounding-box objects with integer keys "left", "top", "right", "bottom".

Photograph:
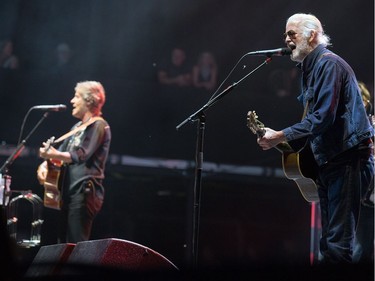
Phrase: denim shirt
[{"left": 282, "top": 45, "right": 374, "bottom": 166}]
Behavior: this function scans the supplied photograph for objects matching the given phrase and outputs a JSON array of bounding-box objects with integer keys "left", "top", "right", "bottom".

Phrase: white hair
[{"left": 287, "top": 13, "right": 331, "bottom": 47}]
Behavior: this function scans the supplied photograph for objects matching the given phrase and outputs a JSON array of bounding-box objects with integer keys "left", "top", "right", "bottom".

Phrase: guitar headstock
[{"left": 246, "top": 111, "right": 266, "bottom": 136}]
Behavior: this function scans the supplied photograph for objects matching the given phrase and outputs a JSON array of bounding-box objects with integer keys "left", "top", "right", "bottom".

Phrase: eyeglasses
[{"left": 283, "top": 30, "right": 298, "bottom": 39}]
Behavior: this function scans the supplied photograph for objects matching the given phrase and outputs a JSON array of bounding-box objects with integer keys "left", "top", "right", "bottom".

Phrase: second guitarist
[
  {"left": 256, "top": 13, "right": 374, "bottom": 264},
  {"left": 37, "top": 81, "right": 111, "bottom": 243}
]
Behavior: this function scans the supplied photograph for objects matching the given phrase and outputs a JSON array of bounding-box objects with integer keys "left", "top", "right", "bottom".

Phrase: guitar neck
[{"left": 275, "top": 142, "right": 294, "bottom": 153}]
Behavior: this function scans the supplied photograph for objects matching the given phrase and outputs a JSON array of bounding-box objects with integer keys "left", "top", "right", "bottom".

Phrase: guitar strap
[
  {"left": 301, "top": 100, "right": 309, "bottom": 120},
  {"left": 53, "top": 116, "right": 103, "bottom": 144}
]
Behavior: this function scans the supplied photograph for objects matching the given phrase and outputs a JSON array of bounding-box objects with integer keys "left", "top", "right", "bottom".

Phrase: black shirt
[{"left": 60, "top": 118, "right": 111, "bottom": 196}]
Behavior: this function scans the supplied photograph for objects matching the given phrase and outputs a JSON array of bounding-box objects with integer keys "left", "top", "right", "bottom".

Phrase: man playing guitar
[
  {"left": 37, "top": 81, "right": 111, "bottom": 243},
  {"left": 256, "top": 14, "right": 374, "bottom": 264}
]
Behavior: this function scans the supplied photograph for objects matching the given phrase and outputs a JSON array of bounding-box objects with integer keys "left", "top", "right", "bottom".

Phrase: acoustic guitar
[
  {"left": 247, "top": 111, "right": 319, "bottom": 203},
  {"left": 40, "top": 137, "right": 65, "bottom": 210}
]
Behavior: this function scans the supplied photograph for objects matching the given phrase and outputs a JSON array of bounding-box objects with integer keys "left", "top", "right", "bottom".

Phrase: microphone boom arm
[{"left": 176, "top": 57, "right": 272, "bottom": 130}]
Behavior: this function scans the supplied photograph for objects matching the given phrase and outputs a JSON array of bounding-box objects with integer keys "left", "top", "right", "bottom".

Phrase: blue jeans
[{"left": 317, "top": 141, "right": 374, "bottom": 264}]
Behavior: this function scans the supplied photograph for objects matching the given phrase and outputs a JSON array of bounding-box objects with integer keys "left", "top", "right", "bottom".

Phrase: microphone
[
  {"left": 247, "top": 47, "right": 292, "bottom": 57},
  {"left": 32, "top": 104, "right": 67, "bottom": 112}
]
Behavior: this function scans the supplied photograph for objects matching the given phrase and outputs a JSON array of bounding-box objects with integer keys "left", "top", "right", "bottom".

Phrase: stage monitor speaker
[
  {"left": 64, "top": 238, "right": 178, "bottom": 273},
  {"left": 25, "top": 243, "right": 76, "bottom": 277}
]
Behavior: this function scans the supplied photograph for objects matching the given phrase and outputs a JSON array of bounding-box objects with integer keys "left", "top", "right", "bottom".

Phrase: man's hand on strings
[{"left": 36, "top": 161, "right": 47, "bottom": 185}]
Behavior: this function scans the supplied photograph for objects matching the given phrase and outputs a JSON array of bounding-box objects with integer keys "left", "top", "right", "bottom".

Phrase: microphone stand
[
  {"left": 0, "top": 111, "right": 50, "bottom": 206},
  {"left": 176, "top": 57, "right": 273, "bottom": 269}
]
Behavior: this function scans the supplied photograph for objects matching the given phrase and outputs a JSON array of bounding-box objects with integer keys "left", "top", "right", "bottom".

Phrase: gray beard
[{"left": 291, "top": 39, "right": 311, "bottom": 62}]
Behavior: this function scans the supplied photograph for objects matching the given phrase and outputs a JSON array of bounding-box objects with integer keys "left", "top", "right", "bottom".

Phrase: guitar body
[
  {"left": 247, "top": 111, "right": 319, "bottom": 203},
  {"left": 281, "top": 146, "right": 319, "bottom": 202},
  {"left": 44, "top": 158, "right": 65, "bottom": 210}
]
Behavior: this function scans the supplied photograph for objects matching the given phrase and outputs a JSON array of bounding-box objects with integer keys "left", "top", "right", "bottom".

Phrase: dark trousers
[
  {"left": 59, "top": 180, "right": 104, "bottom": 243},
  {"left": 317, "top": 144, "right": 374, "bottom": 264}
]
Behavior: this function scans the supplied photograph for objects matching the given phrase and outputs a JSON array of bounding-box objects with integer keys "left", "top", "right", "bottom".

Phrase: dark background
[{"left": 0, "top": 0, "right": 373, "bottom": 272}]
